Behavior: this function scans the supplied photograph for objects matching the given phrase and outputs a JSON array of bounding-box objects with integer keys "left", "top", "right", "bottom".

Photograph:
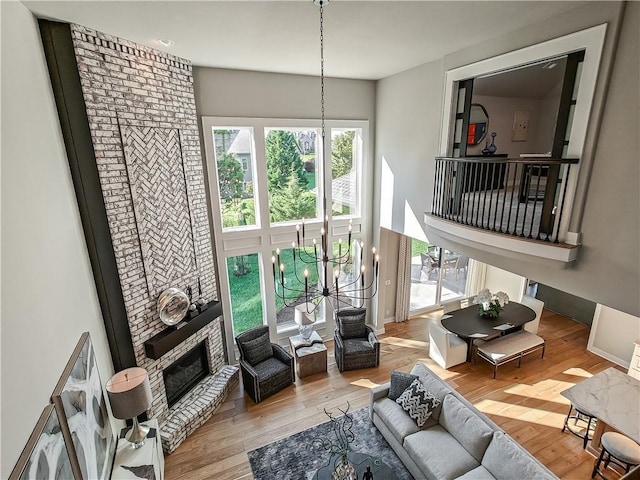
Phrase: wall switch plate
[{"left": 512, "top": 110, "right": 530, "bottom": 142}]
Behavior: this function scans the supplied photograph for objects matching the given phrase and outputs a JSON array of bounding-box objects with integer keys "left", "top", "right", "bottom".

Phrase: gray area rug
[{"left": 247, "top": 407, "right": 413, "bottom": 480}]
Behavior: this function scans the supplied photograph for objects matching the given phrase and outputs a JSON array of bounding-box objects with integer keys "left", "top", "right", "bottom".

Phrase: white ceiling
[{"left": 26, "top": 1, "right": 588, "bottom": 80}]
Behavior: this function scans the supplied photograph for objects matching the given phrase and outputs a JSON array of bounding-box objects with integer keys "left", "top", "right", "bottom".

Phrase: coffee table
[{"left": 312, "top": 452, "right": 399, "bottom": 479}]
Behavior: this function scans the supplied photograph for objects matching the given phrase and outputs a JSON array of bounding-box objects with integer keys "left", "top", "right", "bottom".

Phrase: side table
[
  {"left": 289, "top": 332, "right": 327, "bottom": 378},
  {"left": 111, "top": 418, "right": 164, "bottom": 480}
]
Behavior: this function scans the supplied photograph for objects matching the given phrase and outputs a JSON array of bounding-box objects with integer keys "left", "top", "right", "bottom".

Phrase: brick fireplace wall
[{"left": 68, "top": 24, "right": 227, "bottom": 424}]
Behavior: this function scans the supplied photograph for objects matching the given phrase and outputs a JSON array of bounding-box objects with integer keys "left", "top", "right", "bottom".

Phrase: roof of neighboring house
[
  {"left": 227, "top": 129, "right": 251, "bottom": 155},
  {"left": 311, "top": 171, "right": 357, "bottom": 208}
]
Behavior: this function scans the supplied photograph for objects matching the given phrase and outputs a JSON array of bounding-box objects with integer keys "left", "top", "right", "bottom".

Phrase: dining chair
[
  {"left": 428, "top": 319, "right": 467, "bottom": 369},
  {"left": 520, "top": 294, "right": 544, "bottom": 334},
  {"left": 420, "top": 253, "right": 439, "bottom": 279}
]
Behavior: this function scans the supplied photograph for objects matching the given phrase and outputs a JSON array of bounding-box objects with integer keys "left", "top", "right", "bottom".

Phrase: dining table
[
  {"left": 561, "top": 367, "right": 640, "bottom": 455},
  {"left": 441, "top": 301, "right": 536, "bottom": 361}
]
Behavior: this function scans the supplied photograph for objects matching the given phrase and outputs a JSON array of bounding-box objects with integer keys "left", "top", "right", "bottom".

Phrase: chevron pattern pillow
[{"left": 395, "top": 378, "right": 441, "bottom": 427}]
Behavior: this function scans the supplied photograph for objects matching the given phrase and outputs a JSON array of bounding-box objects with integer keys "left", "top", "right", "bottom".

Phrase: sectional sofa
[{"left": 369, "top": 362, "right": 558, "bottom": 480}]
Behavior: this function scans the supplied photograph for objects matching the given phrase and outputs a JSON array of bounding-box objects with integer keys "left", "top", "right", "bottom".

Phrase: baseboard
[{"left": 586, "top": 345, "right": 629, "bottom": 369}]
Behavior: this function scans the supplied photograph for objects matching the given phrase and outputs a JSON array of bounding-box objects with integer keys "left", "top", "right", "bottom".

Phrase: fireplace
[{"left": 163, "top": 342, "right": 210, "bottom": 408}]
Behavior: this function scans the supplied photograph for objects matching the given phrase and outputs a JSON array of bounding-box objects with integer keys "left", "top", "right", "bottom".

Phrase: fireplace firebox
[{"left": 163, "top": 342, "right": 210, "bottom": 408}]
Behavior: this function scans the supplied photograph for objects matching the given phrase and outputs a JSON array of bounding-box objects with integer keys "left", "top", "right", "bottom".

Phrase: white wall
[
  {"left": 534, "top": 81, "right": 563, "bottom": 152},
  {"left": 466, "top": 95, "right": 543, "bottom": 158},
  {"left": 484, "top": 265, "right": 527, "bottom": 304},
  {"left": 588, "top": 305, "right": 640, "bottom": 367},
  {"left": 375, "top": 1, "right": 640, "bottom": 317},
  {"left": 1, "top": 3, "right": 114, "bottom": 476}
]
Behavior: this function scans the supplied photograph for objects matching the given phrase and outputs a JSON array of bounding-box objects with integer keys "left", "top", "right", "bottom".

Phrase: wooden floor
[{"left": 164, "top": 310, "right": 624, "bottom": 480}]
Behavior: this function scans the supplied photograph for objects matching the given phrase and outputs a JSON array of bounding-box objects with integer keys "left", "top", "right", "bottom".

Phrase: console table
[{"left": 111, "top": 419, "right": 164, "bottom": 480}]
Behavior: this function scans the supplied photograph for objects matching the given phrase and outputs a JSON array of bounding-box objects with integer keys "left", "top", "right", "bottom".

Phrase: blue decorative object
[{"left": 487, "top": 132, "right": 497, "bottom": 154}]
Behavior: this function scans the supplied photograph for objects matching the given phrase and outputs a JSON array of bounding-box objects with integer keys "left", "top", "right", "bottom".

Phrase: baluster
[
  {"left": 462, "top": 161, "right": 472, "bottom": 225},
  {"left": 488, "top": 162, "right": 497, "bottom": 231},
  {"left": 520, "top": 164, "right": 534, "bottom": 237},
  {"left": 511, "top": 164, "right": 522, "bottom": 236},
  {"left": 471, "top": 162, "right": 480, "bottom": 228},
  {"left": 530, "top": 165, "right": 543, "bottom": 239},
  {"left": 432, "top": 160, "right": 439, "bottom": 216},
  {"left": 480, "top": 162, "right": 491, "bottom": 230},
  {"left": 498, "top": 162, "right": 510, "bottom": 233}
]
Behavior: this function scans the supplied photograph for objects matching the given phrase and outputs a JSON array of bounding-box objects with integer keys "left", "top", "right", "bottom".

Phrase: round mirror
[
  {"left": 468, "top": 104, "right": 489, "bottom": 146},
  {"left": 158, "top": 287, "right": 189, "bottom": 326}
]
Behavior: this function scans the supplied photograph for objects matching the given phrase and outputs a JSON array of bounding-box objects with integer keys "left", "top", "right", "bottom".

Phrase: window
[
  {"left": 226, "top": 253, "right": 264, "bottom": 335},
  {"left": 265, "top": 128, "right": 320, "bottom": 225},
  {"left": 211, "top": 127, "right": 258, "bottom": 230},
  {"left": 331, "top": 128, "right": 362, "bottom": 217},
  {"left": 202, "top": 117, "right": 368, "bottom": 358}
]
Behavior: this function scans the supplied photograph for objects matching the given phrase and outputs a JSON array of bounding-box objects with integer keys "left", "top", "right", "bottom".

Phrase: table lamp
[
  {"left": 294, "top": 302, "right": 317, "bottom": 340},
  {"left": 106, "top": 367, "right": 153, "bottom": 448}
]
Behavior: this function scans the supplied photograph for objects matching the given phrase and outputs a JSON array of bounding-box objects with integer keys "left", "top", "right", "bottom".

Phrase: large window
[{"left": 202, "top": 118, "right": 369, "bottom": 358}]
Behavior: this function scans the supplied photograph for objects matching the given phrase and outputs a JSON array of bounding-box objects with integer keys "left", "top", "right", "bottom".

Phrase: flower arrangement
[
  {"left": 312, "top": 402, "right": 357, "bottom": 479},
  {"left": 474, "top": 289, "right": 509, "bottom": 318}
]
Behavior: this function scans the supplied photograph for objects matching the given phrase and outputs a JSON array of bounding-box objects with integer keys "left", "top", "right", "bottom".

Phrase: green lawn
[{"left": 227, "top": 253, "right": 263, "bottom": 334}]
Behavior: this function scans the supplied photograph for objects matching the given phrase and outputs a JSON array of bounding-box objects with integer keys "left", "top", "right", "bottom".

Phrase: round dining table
[{"left": 441, "top": 301, "right": 536, "bottom": 361}]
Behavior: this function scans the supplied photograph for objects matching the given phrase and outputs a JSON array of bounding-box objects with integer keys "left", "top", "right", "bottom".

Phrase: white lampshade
[
  {"left": 106, "top": 367, "right": 152, "bottom": 420},
  {"left": 294, "top": 303, "right": 316, "bottom": 326}
]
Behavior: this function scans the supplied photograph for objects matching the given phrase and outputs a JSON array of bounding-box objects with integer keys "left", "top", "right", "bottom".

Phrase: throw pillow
[
  {"left": 396, "top": 378, "right": 441, "bottom": 427},
  {"left": 388, "top": 371, "right": 419, "bottom": 401},
  {"left": 242, "top": 332, "right": 273, "bottom": 366},
  {"left": 338, "top": 309, "right": 367, "bottom": 339}
]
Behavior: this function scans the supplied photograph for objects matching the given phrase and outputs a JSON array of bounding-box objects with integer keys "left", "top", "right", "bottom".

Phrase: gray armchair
[
  {"left": 235, "top": 325, "right": 294, "bottom": 403},
  {"left": 334, "top": 308, "right": 380, "bottom": 372}
]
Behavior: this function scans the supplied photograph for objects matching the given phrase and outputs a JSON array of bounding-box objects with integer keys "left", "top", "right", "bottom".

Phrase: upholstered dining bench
[{"left": 476, "top": 330, "right": 545, "bottom": 378}]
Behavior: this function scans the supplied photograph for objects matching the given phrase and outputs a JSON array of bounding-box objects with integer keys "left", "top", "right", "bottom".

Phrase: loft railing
[{"left": 431, "top": 156, "right": 579, "bottom": 243}]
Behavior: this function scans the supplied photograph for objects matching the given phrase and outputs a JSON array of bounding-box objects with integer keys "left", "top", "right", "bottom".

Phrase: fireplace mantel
[{"left": 144, "top": 301, "right": 222, "bottom": 360}]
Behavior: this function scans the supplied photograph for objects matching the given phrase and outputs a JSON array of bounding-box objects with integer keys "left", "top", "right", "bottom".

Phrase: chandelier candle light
[{"left": 272, "top": 0, "right": 379, "bottom": 316}]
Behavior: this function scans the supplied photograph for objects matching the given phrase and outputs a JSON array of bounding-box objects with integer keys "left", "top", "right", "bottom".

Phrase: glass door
[{"left": 409, "top": 238, "right": 469, "bottom": 315}]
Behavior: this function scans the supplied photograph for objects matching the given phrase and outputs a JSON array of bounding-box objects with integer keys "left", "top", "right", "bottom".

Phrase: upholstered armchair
[
  {"left": 235, "top": 325, "right": 294, "bottom": 403},
  {"left": 334, "top": 308, "right": 380, "bottom": 372}
]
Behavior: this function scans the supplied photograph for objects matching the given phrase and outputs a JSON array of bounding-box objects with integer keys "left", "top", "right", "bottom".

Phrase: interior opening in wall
[
  {"left": 468, "top": 55, "right": 568, "bottom": 157},
  {"left": 439, "top": 24, "right": 607, "bottom": 246},
  {"left": 163, "top": 342, "right": 210, "bottom": 408}
]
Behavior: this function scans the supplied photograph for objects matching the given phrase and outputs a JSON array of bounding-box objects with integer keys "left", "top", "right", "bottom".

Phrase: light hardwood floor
[{"left": 164, "top": 310, "right": 624, "bottom": 480}]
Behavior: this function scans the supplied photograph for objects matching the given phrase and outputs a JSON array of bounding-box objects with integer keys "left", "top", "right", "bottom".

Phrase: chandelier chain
[{"left": 320, "top": 3, "right": 325, "bottom": 140}]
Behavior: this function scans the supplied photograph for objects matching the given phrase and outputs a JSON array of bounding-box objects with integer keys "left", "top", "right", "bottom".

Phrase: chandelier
[{"left": 271, "top": 0, "right": 379, "bottom": 316}]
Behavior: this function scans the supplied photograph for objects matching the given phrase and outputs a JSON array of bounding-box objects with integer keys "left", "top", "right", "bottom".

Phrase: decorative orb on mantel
[{"left": 158, "top": 287, "right": 190, "bottom": 326}]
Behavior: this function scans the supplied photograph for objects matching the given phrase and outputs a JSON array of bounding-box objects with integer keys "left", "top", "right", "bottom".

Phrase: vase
[
  {"left": 487, "top": 132, "right": 497, "bottom": 154},
  {"left": 332, "top": 456, "right": 357, "bottom": 480}
]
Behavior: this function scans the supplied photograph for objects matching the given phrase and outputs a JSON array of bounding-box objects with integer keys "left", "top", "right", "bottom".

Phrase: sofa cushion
[
  {"left": 456, "top": 465, "right": 496, "bottom": 479},
  {"left": 410, "top": 363, "right": 451, "bottom": 421},
  {"left": 373, "top": 397, "right": 426, "bottom": 443},
  {"left": 439, "top": 394, "right": 495, "bottom": 462},
  {"left": 388, "top": 370, "right": 419, "bottom": 401},
  {"left": 482, "top": 431, "right": 557, "bottom": 480},
  {"left": 242, "top": 332, "right": 273, "bottom": 366},
  {"left": 396, "top": 379, "right": 441, "bottom": 427},
  {"left": 404, "top": 426, "right": 481, "bottom": 480}
]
